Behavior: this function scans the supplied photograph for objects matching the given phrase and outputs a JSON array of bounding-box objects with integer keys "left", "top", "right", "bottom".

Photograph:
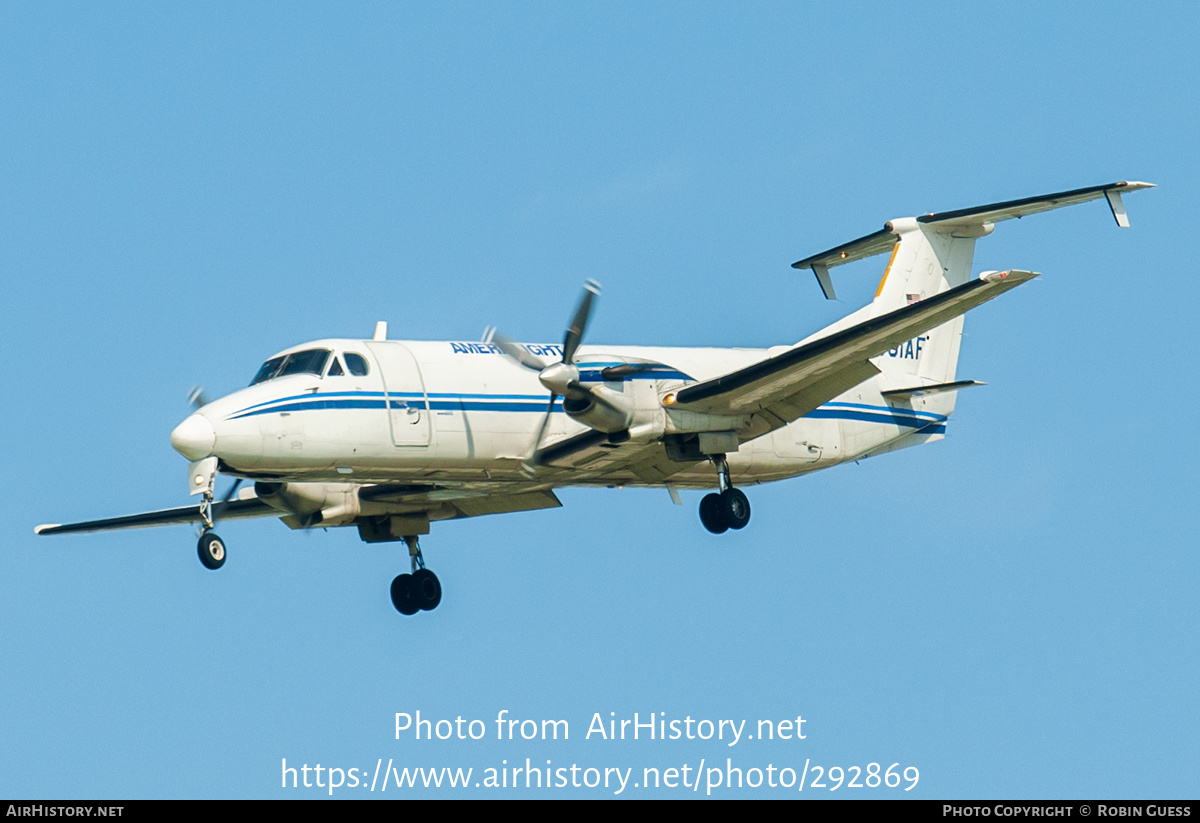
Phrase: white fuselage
[{"left": 180, "top": 337, "right": 952, "bottom": 491}]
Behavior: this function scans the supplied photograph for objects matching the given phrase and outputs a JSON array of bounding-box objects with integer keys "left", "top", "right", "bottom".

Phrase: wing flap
[
  {"left": 674, "top": 270, "right": 1037, "bottom": 417},
  {"left": 357, "top": 483, "right": 563, "bottom": 519},
  {"left": 449, "top": 490, "right": 562, "bottom": 518},
  {"left": 743, "top": 360, "right": 883, "bottom": 441}
]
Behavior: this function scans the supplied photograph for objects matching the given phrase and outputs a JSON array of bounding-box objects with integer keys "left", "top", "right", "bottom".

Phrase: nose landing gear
[
  {"left": 197, "top": 531, "right": 226, "bottom": 569},
  {"left": 390, "top": 536, "right": 442, "bottom": 615},
  {"left": 698, "top": 454, "right": 751, "bottom": 534},
  {"left": 195, "top": 479, "right": 228, "bottom": 569}
]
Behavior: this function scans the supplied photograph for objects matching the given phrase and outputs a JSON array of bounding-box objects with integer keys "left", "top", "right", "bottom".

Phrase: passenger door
[{"left": 365, "top": 342, "right": 431, "bottom": 447}]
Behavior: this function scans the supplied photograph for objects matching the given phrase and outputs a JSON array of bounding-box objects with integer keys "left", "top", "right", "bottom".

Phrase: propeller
[
  {"left": 220, "top": 478, "right": 244, "bottom": 505},
  {"left": 187, "top": 386, "right": 211, "bottom": 410},
  {"left": 488, "top": 280, "right": 602, "bottom": 468},
  {"left": 184, "top": 386, "right": 242, "bottom": 527}
]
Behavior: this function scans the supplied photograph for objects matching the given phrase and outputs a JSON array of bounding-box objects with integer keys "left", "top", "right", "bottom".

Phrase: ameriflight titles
[{"left": 395, "top": 710, "right": 807, "bottom": 747}]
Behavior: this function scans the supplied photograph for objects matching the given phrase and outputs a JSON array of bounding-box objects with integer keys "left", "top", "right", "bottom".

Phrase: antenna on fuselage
[{"left": 373, "top": 321, "right": 387, "bottom": 341}]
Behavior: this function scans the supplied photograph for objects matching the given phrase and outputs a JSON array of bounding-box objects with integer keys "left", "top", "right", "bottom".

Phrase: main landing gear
[
  {"left": 698, "top": 454, "right": 751, "bottom": 535},
  {"left": 390, "top": 536, "right": 442, "bottom": 615}
]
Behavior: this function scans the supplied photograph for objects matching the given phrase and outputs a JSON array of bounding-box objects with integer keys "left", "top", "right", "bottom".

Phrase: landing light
[{"left": 662, "top": 393, "right": 676, "bottom": 406}]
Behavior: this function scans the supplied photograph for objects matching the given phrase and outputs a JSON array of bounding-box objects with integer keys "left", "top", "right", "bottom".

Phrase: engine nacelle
[
  {"left": 562, "top": 385, "right": 635, "bottom": 433},
  {"left": 253, "top": 481, "right": 361, "bottom": 527}
]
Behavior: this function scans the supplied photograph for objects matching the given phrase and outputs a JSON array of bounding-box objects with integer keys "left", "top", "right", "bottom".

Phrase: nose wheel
[
  {"left": 390, "top": 536, "right": 442, "bottom": 615},
  {"left": 198, "top": 531, "right": 227, "bottom": 569},
  {"left": 699, "top": 454, "right": 751, "bottom": 534}
]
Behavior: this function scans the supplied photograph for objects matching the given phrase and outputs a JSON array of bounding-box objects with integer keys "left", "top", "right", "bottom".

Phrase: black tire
[
  {"left": 721, "top": 488, "right": 751, "bottom": 530},
  {"left": 699, "top": 493, "right": 729, "bottom": 534},
  {"left": 411, "top": 568, "right": 442, "bottom": 611},
  {"left": 198, "top": 532, "right": 226, "bottom": 570},
  {"left": 391, "top": 574, "right": 419, "bottom": 615}
]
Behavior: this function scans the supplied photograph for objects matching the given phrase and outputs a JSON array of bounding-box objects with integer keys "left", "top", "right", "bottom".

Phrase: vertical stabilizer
[
  {"left": 866, "top": 218, "right": 987, "bottom": 391},
  {"left": 789, "top": 181, "right": 1153, "bottom": 434}
]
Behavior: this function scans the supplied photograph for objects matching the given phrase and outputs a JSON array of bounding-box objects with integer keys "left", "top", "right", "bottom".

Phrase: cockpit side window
[
  {"left": 250, "top": 356, "right": 285, "bottom": 386},
  {"left": 344, "top": 352, "right": 369, "bottom": 376},
  {"left": 326, "top": 356, "right": 345, "bottom": 377},
  {"left": 251, "top": 349, "right": 331, "bottom": 385}
]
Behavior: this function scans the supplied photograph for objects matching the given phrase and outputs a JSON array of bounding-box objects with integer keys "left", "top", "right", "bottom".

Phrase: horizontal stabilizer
[
  {"left": 881, "top": 380, "right": 985, "bottom": 401},
  {"left": 792, "top": 227, "right": 896, "bottom": 274},
  {"left": 791, "top": 182, "right": 1153, "bottom": 298},
  {"left": 918, "top": 181, "right": 1154, "bottom": 230}
]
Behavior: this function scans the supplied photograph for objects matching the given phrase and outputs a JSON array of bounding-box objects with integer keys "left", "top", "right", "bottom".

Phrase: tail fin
[
  {"left": 867, "top": 217, "right": 980, "bottom": 388},
  {"left": 793, "top": 181, "right": 1153, "bottom": 391}
]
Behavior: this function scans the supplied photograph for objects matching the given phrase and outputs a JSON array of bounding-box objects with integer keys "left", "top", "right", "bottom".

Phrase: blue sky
[{"left": 2, "top": 2, "right": 1197, "bottom": 798}]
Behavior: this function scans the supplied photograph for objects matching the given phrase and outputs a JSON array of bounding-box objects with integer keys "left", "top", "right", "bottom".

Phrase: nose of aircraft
[{"left": 170, "top": 413, "right": 216, "bottom": 461}]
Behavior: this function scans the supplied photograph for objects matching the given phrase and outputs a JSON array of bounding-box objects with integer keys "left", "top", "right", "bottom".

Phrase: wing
[
  {"left": 670, "top": 269, "right": 1037, "bottom": 437},
  {"left": 521, "top": 270, "right": 1035, "bottom": 477},
  {"left": 37, "top": 484, "right": 565, "bottom": 537},
  {"left": 35, "top": 498, "right": 276, "bottom": 535}
]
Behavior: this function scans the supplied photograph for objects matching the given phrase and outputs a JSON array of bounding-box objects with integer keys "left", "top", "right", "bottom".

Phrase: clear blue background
[{"left": 2, "top": 1, "right": 1196, "bottom": 799}]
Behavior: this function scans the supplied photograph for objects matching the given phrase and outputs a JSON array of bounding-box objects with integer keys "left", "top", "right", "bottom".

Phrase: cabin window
[{"left": 344, "top": 352, "right": 369, "bottom": 376}]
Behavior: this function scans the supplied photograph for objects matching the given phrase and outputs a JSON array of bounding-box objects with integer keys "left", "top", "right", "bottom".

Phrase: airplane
[{"left": 35, "top": 181, "right": 1153, "bottom": 616}]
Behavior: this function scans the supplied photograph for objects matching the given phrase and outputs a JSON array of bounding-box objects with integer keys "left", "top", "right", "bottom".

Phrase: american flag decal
[{"left": 906, "top": 293, "right": 921, "bottom": 305}]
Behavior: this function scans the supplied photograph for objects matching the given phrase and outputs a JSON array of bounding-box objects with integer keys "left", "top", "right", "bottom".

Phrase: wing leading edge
[
  {"left": 36, "top": 487, "right": 565, "bottom": 537},
  {"left": 35, "top": 498, "right": 276, "bottom": 536},
  {"left": 671, "top": 269, "right": 1037, "bottom": 434}
]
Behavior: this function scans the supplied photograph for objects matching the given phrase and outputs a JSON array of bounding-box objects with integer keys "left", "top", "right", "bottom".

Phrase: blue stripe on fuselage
[{"left": 226, "top": 393, "right": 946, "bottom": 431}]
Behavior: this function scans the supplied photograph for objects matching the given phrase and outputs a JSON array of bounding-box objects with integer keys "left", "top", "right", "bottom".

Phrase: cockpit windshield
[{"left": 249, "top": 349, "right": 331, "bottom": 386}]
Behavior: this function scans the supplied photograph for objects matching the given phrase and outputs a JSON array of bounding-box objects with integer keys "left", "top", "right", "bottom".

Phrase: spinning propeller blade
[
  {"left": 524, "top": 394, "right": 560, "bottom": 471},
  {"left": 563, "top": 279, "right": 600, "bottom": 364},
  {"left": 187, "top": 386, "right": 211, "bottom": 410},
  {"left": 487, "top": 330, "right": 550, "bottom": 372},
  {"left": 220, "top": 478, "right": 244, "bottom": 505},
  {"left": 490, "top": 280, "right": 604, "bottom": 469}
]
